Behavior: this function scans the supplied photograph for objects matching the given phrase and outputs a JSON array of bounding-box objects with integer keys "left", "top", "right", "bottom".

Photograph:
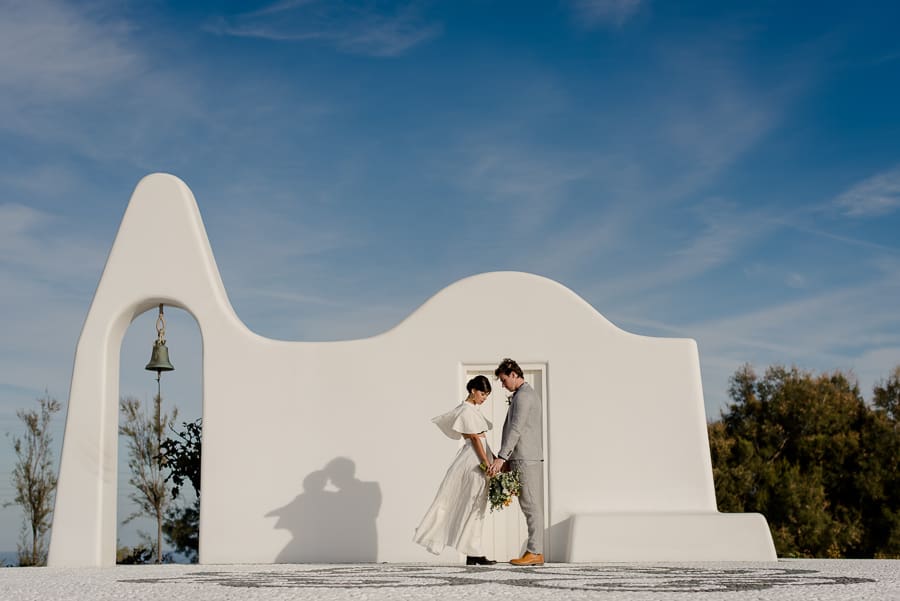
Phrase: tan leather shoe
[{"left": 510, "top": 551, "right": 544, "bottom": 566}]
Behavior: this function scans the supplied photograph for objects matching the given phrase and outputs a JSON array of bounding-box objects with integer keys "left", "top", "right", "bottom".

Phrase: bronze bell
[{"left": 145, "top": 340, "right": 175, "bottom": 373}]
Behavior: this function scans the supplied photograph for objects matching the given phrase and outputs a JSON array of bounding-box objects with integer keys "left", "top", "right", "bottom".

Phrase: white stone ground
[{"left": 1, "top": 561, "right": 897, "bottom": 601}]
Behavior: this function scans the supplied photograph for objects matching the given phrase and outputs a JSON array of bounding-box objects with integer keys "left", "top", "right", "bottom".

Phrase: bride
[{"left": 413, "top": 375, "right": 496, "bottom": 565}]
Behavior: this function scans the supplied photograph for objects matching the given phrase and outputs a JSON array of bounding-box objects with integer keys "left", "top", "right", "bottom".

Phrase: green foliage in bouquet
[{"left": 480, "top": 464, "right": 522, "bottom": 512}]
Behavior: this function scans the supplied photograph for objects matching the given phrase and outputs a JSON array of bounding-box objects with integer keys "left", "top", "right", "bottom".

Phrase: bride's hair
[{"left": 466, "top": 375, "right": 492, "bottom": 394}]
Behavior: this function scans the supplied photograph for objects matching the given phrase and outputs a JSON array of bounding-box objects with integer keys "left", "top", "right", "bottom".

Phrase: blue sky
[{"left": 2, "top": 0, "right": 899, "bottom": 556}]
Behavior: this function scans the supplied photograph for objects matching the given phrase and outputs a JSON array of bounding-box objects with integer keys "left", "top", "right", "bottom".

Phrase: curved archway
[
  {"left": 49, "top": 174, "right": 238, "bottom": 566},
  {"left": 117, "top": 306, "right": 202, "bottom": 562}
]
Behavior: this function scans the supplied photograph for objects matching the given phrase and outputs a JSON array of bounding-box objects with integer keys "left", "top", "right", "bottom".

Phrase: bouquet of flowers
[{"left": 480, "top": 464, "right": 522, "bottom": 512}]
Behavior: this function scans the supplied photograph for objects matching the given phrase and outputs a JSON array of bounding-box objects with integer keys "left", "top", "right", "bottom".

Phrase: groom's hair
[{"left": 494, "top": 358, "right": 523, "bottom": 379}]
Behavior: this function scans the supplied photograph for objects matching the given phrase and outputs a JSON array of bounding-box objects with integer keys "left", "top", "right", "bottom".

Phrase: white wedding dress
[{"left": 413, "top": 401, "right": 493, "bottom": 556}]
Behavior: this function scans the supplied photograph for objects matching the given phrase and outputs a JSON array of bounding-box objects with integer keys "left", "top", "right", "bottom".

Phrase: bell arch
[
  {"left": 115, "top": 302, "right": 203, "bottom": 561},
  {"left": 48, "top": 174, "right": 239, "bottom": 566}
]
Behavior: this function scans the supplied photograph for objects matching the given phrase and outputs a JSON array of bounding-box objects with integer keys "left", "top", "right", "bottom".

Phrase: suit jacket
[{"left": 498, "top": 382, "right": 543, "bottom": 462}]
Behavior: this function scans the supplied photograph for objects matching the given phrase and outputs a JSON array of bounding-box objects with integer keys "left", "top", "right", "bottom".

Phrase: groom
[{"left": 487, "top": 358, "right": 544, "bottom": 566}]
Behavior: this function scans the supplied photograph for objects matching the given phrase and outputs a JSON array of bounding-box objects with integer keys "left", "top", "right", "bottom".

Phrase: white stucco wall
[{"left": 47, "top": 173, "right": 776, "bottom": 566}]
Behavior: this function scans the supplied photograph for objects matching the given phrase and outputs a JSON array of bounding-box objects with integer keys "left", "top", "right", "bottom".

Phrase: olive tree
[
  {"left": 6, "top": 393, "right": 61, "bottom": 566},
  {"left": 710, "top": 364, "right": 900, "bottom": 558},
  {"left": 119, "top": 394, "right": 177, "bottom": 563},
  {"left": 160, "top": 418, "right": 201, "bottom": 562}
]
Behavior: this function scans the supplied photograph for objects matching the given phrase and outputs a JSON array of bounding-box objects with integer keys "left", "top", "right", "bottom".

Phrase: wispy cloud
[
  {"left": 243, "top": 0, "right": 318, "bottom": 18},
  {"left": 648, "top": 45, "right": 789, "bottom": 199},
  {"left": 209, "top": 202, "right": 360, "bottom": 294},
  {"left": 598, "top": 199, "right": 900, "bottom": 416},
  {"left": 458, "top": 141, "right": 594, "bottom": 231},
  {"left": 0, "top": 202, "right": 107, "bottom": 397},
  {"left": 834, "top": 165, "right": 900, "bottom": 217},
  {"left": 569, "top": 0, "right": 643, "bottom": 28},
  {"left": 872, "top": 51, "right": 900, "bottom": 66},
  {"left": 0, "top": 163, "right": 87, "bottom": 200},
  {"left": 684, "top": 260, "right": 900, "bottom": 412},
  {"left": 431, "top": 37, "right": 793, "bottom": 289},
  {"left": 596, "top": 201, "right": 776, "bottom": 303},
  {"left": 0, "top": 0, "right": 136, "bottom": 102},
  {"left": 206, "top": 0, "right": 441, "bottom": 57},
  {"left": 0, "top": 202, "right": 106, "bottom": 281},
  {"left": 776, "top": 214, "right": 900, "bottom": 255},
  {"left": 0, "top": 0, "right": 212, "bottom": 169},
  {"left": 785, "top": 272, "right": 808, "bottom": 289},
  {"left": 0, "top": 203, "right": 46, "bottom": 240}
]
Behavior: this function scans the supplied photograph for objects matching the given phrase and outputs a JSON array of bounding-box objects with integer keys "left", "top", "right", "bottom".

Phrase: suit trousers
[{"left": 510, "top": 460, "right": 544, "bottom": 555}]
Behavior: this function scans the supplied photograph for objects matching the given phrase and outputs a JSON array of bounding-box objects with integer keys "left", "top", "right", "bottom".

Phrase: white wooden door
[{"left": 463, "top": 365, "right": 548, "bottom": 562}]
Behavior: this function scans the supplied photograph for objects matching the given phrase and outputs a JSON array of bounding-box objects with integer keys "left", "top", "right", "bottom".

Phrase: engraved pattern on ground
[{"left": 121, "top": 565, "right": 876, "bottom": 593}]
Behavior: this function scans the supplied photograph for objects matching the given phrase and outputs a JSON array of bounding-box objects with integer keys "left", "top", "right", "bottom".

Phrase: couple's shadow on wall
[{"left": 267, "top": 457, "right": 382, "bottom": 562}]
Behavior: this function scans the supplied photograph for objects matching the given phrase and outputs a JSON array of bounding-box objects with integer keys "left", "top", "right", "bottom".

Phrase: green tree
[
  {"left": 708, "top": 364, "right": 900, "bottom": 558},
  {"left": 860, "top": 367, "right": 900, "bottom": 557},
  {"left": 119, "top": 394, "right": 177, "bottom": 564},
  {"left": 5, "top": 393, "right": 61, "bottom": 566},
  {"left": 873, "top": 366, "right": 900, "bottom": 421},
  {"left": 160, "top": 418, "right": 201, "bottom": 562},
  {"left": 116, "top": 542, "right": 155, "bottom": 564}
]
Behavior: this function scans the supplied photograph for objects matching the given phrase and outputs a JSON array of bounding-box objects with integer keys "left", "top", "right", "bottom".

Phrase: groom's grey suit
[{"left": 497, "top": 381, "right": 544, "bottom": 555}]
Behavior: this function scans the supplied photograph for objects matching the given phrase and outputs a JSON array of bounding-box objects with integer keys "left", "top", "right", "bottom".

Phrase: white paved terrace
[{"left": 1, "top": 560, "right": 897, "bottom": 601}]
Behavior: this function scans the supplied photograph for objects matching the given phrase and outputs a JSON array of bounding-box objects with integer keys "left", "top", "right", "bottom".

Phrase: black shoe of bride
[{"left": 466, "top": 556, "right": 497, "bottom": 566}]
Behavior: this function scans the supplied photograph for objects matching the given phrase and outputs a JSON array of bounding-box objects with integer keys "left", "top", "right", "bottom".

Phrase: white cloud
[
  {"left": 0, "top": 203, "right": 106, "bottom": 281},
  {"left": 429, "top": 38, "right": 793, "bottom": 288},
  {"left": 0, "top": 203, "right": 46, "bottom": 238},
  {"left": 648, "top": 48, "right": 787, "bottom": 199},
  {"left": 570, "top": 0, "right": 643, "bottom": 28},
  {"left": 613, "top": 247, "right": 900, "bottom": 417},
  {"left": 243, "top": 0, "right": 318, "bottom": 18},
  {"left": 0, "top": 164, "right": 84, "bottom": 199},
  {"left": 779, "top": 216, "right": 900, "bottom": 255},
  {"left": 598, "top": 201, "right": 775, "bottom": 300},
  {"left": 0, "top": 2, "right": 330, "bottom": 174},
  {"left": 850, "top": 346, "right": 900, "bottom": 396},
  {"left": 689, "top": 267, "right": 900, "bottom": 408},
  {"left": 527, "top": 208, "right": 630, "bottom": 278},
  {"left": 459, "top": 142, "right": 593, "bottom": 231},
  {"left": 834, "top": 165, "right": 900, "bottom": 217},
  {"left": 207, "top": 0, "right": 441, "bottom": 57},
  {"left": 0, "top": 203, "right": 107, "bottom": 394},
  {"left": 0, "top": 0, "right": 136, "bottom": 102},
  {"left": 785, "top": 272, "right": 808, "bottom": 289},
  {"left": 0, "top": 0, "right": 211, "bottom": 169}
]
